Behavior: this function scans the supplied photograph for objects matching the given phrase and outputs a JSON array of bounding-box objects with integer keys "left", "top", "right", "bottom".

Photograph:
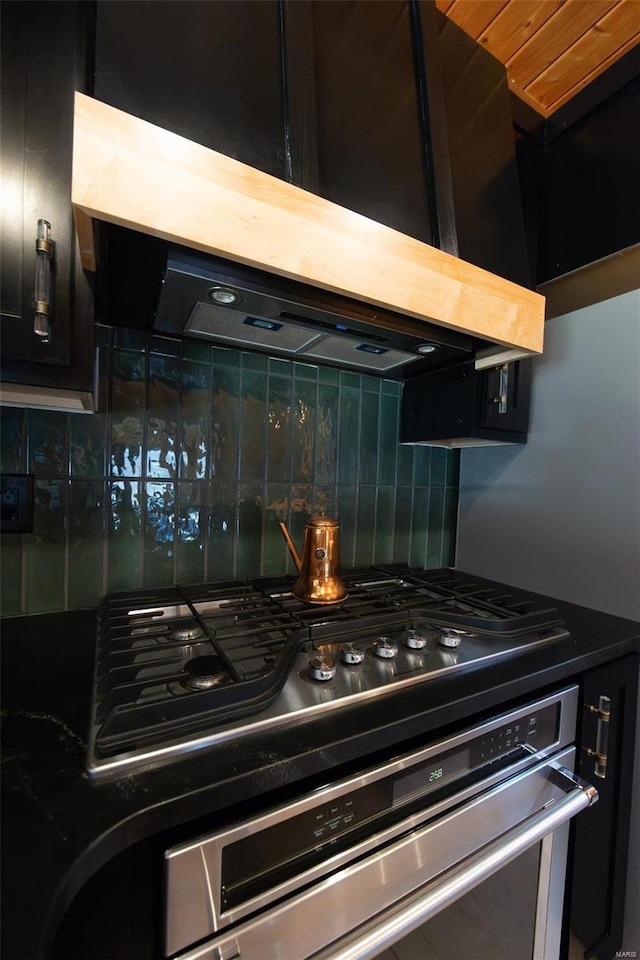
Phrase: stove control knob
[
  {"left": 438, "top": 629, "right": 465, "bottom": 649},
  {"left": 341, "top": 642, "right": 365, "bottom": 665},
  {"left": 404, "top": 628, "right": 427, "bottom": 650},
  {"left": 308, "top": 656, "right": 336, "bottom": 681},
  {"left": 373, "top": 636, "right": 398, "bottom": 659}
]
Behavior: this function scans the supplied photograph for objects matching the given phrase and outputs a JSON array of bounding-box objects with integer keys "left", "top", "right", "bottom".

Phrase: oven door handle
[{"left": 309, "top": 765, "right": 597, "bottom": 960}]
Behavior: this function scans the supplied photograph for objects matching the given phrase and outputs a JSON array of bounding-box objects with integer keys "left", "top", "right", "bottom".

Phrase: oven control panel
[
  {"left": 470, "top": 708, "right": 549, "bottom": 766},
  {"left": 218, "top": 704, "right": 558, "bottom": 912}
]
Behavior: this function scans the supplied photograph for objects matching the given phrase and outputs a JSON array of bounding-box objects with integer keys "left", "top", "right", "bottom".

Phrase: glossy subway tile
[
  {"left": 267, "top": 376, "right": 293, "bottom": 483},
  {"left": 212, "top": 365, "right": 240, "bottom": 481},
  {"left": 143, "top": 481, "right": 177, "bottom": 587},
  {"left": 70, "top": 413, "right": 107, "bottom": 478},
  {"left": 291, "top": 378, "right": 317, "bottom": 484},
  {"left": 146, "top": 354, "right": 180, "bottom": 480},
  {"left": 176, "top": 481, "right": 207, "bottom": 585},
  {"left": 263, "top": 483, "right": 291, "bottom": 575},
  {"left": 316, "top": 383, "right": 339, "bottom": 485},
  {"left": 68, "top": 480, "right": 106, "bottom": 609},
  {"left": 374, "top": 486, "right": 396, "bottom": 564},
  {"left": 107, "top": 480, "right": 143, "bottom": 592},
  {"left": 239, "top": 370, "right": 267, "bottom": 481},
  {"left": 355, "top": 486, "right": 376, "bottom": 567},
  {"left": 27, "top": 410, "right": 68, "bottom": 476},
  {"left": 180, "top": 360, "right": 212, "bottom": 481},
  {"left": 0, "top": 406, "right": 26, "bottom": 473},
  {"left": 207, "top": 482, "right": 237, "bottom": 581},
  {"left": 378, "top": 392, "right": 399, "bottom": 486},
  {"left": 236, "top": 482, "right": 265, "bottom": 579},
  {"left": 24, "top": 478, "right": 67, "bottom": 613},
  {"left": 337, "top": 385, "right": 360, "bottom": 484},
  {"left": 426, "top": 487, "right": 445, "bottom": 568},
  {"left": 110, "top": 349, "right": 147, "bottom": 478}
]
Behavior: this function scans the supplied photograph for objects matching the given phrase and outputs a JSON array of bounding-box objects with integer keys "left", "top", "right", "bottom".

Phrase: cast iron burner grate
[{"left": 88, "top": 565, "right": 568, "bottom": 775}]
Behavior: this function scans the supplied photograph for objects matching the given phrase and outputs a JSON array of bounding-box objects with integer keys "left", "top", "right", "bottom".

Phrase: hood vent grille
[
  {"left": 185, "top": 303, "right": 323, "bottom": 353},
  {"left": 303, "top": 337, "right": 414, "bottom": 373},
  {"left": 184, "top": 301, "right": 420, "bottom": 373}
]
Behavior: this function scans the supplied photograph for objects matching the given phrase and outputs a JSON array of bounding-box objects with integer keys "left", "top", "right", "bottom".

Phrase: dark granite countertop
[{"left": 1, "top": 576, "right": 638, "bottom": 960}]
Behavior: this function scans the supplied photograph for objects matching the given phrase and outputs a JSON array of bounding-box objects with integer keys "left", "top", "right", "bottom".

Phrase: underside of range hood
[{"left": 154, "top": 250, "right": 474, "bottom": 376}]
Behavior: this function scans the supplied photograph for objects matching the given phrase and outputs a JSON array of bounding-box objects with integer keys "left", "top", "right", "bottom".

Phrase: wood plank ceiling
[{"left": 436, "top": 0, "right": 640, "bottom": 117}]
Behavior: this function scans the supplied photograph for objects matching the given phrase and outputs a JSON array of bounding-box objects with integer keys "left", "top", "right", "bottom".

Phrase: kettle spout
[{"left": 278, "top": 521, "right": 302, "bottom": 571}]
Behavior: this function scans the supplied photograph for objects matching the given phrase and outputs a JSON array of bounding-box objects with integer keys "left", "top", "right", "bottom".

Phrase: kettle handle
[{"left": 277, "top": 521, "right": 302, "bottom": 571}]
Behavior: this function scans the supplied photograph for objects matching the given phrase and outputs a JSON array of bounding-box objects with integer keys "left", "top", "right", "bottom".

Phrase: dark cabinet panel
[
  {"left": 94, "top": 0, "right": 286, "bottom": 179},
  {"left": 400, "top": 359, "right": 531, "bottom": 446},
  {"left": 541, "top": 77, "right": 640, "bottom": 283},
  {"left": 292, "top": 0, "right": 434, "bottom": 244},
  {"left": 0, "top": 0, "right": 94, "bottom": 389},
  {"left": 419, "top": 4, "right": 531, "bottom": 287},
  {"left": 570, "top": 654, "right": 639, "bottom": 960}
]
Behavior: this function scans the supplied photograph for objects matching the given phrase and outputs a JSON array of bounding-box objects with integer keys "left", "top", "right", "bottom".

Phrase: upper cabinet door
[
  {"left": 94, "top": 0, "right": 286, "bottom": 179},
  {"left": 0, "top": 0, "right": 94, "bottom": 386},
  {"left": 284, "top": 0, "right": 435, "bottom": 246}
]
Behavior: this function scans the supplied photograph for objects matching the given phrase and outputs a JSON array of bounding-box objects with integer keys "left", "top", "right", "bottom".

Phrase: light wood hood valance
[{"left": 71, "top": 92, "right": 545, "bottom": 354}]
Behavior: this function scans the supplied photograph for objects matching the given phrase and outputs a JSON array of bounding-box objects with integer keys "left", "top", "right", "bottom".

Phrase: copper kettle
[{"left": 278, "top": 515, "right": 348, "bottom": 604}]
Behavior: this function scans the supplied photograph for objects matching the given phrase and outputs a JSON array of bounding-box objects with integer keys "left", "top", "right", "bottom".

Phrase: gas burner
[
  {"left": 170, "top": 622, "right": 206, "bottom": 643},
  {"left": 182, "top": 655, "right": 229, "bottom": 691}
]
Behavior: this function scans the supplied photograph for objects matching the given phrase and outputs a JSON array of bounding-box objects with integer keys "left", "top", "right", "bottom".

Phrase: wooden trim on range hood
[{"left": 71, "top": 92, "right": 545, "bottom": 354}]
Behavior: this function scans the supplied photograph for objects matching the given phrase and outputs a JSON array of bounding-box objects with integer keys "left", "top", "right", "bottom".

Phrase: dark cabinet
[
  {"left": 400, "top": 359, "right": 531, "bottom": 446},
  {"left": 512, "top": 52, "right": 640, "bottom": 288},
  {"left": 93, "top": 0, "right": 287, "bottom": 332},
  {"left": 0, "top": 0, "right": 94, "bottom": 392},
  {"left": 569, "top": 654, "right": 639, "bottom": 960},
  {"left": 285, "top": 0, "right": 434, "bottom": 245},
  {"left": 542, "top": 74, "right": 640, "bottom": 283},
  {"left": 418, "top": 3, "right": 531, "bottom": 287},
  {"left": 94, "top": 0, "right": 286, "bottom": 179}
]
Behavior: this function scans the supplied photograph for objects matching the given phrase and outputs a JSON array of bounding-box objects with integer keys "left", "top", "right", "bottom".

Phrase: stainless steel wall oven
[{"left": 164, "top": 685, "right": 597, "bottom": 960}]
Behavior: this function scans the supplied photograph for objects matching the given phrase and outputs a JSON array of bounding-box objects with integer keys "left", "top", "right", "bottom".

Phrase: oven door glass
[{"left": 374, "top": 842, "right": 542, "bottom": 960}]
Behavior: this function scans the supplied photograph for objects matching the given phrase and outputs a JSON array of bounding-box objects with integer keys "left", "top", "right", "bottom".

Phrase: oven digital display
[{"left": 392, "top": 747, "right": 471, "bottom": 805}]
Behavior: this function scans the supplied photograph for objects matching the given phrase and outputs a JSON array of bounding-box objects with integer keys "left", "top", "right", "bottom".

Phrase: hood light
[
  {"left": 207, "top": 286, "right": 241, "bottom": 305},
  {"left": 417, "top": 343, "right": 439, "bottom": 354}
]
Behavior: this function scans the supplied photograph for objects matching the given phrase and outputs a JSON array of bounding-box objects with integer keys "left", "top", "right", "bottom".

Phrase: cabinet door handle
[
  {"left": 584, "top": 695, "right": 610, "bottom": 779},
  {"left": 490, "top": 363, "right": 509, "bottom": 414},
  {"left": 34, "top": 218, "right": 53, "bottom": 343}
]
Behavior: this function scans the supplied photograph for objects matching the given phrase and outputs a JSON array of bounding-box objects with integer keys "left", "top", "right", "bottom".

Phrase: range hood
[
  {"left": 154, "top": 249, "right": 473, "bottom": 374},
  {"left": 71, "top": 94, "right": 545, "bottom": 370}
]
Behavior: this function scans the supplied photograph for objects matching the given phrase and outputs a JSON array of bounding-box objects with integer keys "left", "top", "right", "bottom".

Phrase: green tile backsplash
[{"left": 0, "top": 328, "right": 460, "bottom": 615}]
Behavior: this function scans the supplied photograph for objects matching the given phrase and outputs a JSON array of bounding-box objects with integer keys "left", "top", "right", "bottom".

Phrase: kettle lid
[{"left": 306, "top": 514, "right": 339, "bottom": 528}]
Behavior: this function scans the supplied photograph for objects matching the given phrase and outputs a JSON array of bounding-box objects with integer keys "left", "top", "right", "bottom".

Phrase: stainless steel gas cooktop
[{"left": 87, "top": 566, "right": 569, "bottom": 777}]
